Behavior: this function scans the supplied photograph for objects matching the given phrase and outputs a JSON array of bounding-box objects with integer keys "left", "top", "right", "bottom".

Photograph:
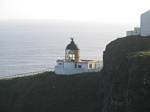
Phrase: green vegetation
[
  {"left": 129, "top": 51, "right": 150, "bottom": 58},
  {"left": 102, "top": 36, "right": 150, "bottom": 112},
  {"left": 0, "top": 71, "right": 101, "bottom": 112}
]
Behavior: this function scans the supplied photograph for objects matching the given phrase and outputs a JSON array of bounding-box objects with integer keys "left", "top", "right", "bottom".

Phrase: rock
[{"left": 101, "top": 36, "right": 150, "bottom": 112}]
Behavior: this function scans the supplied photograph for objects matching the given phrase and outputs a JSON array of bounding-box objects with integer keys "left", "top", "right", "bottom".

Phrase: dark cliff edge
[
  {"left": 1, "top": 36, "right": 150, "bottom": 112},
  {"left": 101, "top": 36, "right": 150, "bottom": 112}
]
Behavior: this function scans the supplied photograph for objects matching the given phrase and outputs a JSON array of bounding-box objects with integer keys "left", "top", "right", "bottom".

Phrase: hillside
[
  {"left": 0, "top": 72, "right": 102, "bottom": 112},
  {"left": 101, "top": 36, "right": 150, "bottom": 112}
]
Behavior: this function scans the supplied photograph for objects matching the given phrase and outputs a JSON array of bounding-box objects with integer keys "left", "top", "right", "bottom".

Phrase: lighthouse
[
  {"left": 55, "top": 38, "right": 101, "bottom": 75},
  {"left": 65, "top": 38, "right": 80, "bottom": 63}
]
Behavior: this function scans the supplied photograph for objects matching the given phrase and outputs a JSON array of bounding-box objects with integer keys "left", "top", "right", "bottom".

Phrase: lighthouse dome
[{"left": 66, "top": 38, "right": 79, "bottom": 50}]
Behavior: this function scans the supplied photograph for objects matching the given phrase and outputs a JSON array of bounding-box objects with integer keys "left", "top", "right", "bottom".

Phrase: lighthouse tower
[
  {"left": 54, "top": 38, "right": 101, "bottom": 75},
  {"left": 65, "top": 38, "right": 79, "bottom": 63}
]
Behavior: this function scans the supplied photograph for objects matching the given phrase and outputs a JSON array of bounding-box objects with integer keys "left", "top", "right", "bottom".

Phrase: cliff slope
[
  {"left": 0, "top": 72, "right": 101, "bottom": 112},
  {"left": 102, "top": 36, "right": 150, "bottom": 112}
]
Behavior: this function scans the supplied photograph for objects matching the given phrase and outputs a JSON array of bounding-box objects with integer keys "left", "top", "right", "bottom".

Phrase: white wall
[
  {"left": 141, "top": 10, "right": 150, "bottom": 36},
  {"left": 126, "top": 27, "right": 140, "bottom": 36},
  {"left": 55, "top": 61, "right": 102, "bottom": 75}
]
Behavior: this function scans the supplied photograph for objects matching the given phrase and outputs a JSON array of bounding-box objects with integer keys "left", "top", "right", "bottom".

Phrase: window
[
  {"left": 59, "top": 63, "right": 62, "bottom": 65},
  {"left": 75, "top": 63, "right": 77, "bottom": 68},
  {"left": 78, "top": 65, "right": 82, "bottom": 68},
  {"left": 89, "top": 64, "right": 92, "bottom": 68}
]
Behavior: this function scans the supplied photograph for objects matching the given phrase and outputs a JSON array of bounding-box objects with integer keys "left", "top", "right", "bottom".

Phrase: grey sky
[{"left": 0, "top": 0, "right": 149, "bottom": 24}]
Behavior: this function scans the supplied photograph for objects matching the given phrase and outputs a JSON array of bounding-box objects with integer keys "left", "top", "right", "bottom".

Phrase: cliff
[
  {"left": 101, "top": 36, "right": 150, "bottom": 112},
  {"left": 0, "top": 72, "right": 101, "bottom": 112}
]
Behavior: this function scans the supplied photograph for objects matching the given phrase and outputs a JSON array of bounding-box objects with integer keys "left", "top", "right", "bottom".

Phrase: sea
[{"left": 0, "top": 20, "right": 131, "bottom": 77}]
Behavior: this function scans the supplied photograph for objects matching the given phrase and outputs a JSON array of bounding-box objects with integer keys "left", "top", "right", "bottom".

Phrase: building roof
[
  {"left": 66, "top": 38, "right": 79, "bottom": 50},
  {"left": 141, "top": 10, "right": 150, "bottom": 17}
]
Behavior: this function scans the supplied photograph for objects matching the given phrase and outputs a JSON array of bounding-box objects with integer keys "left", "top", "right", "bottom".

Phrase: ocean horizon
[{"left": 0, "top": 20, "right": 131, "bottom": 76}]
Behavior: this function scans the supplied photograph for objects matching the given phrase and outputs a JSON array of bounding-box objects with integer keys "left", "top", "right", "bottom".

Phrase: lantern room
[{"left": 65, "top": 38, "right": 80, "bottom": 62}]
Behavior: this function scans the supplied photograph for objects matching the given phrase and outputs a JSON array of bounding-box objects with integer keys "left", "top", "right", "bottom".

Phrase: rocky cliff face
[
  {"left": 101, "top": 36, "right": 150, "bottom": 112},
  {"left": 127, "top": 53, "right": 150, "bottom": 112}
]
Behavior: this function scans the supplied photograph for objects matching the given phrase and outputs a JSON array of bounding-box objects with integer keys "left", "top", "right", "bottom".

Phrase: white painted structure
[
  {"left": 141, "top": 10, "right": 150, "bottom": 36},
  {"left": 126, "top": 10, "right": 150, "bottom": 37},
  {"left": 126, "top": 27, "right": 140, "bottom": 36},
  {"left": 55, "top": 38, "right": 102, "bottom": 75}
]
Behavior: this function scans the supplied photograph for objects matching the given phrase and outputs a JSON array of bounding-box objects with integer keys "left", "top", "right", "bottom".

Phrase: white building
[
  {"left": 55, "top": 38, "right": 102, "bottom": 75},
  {"left": 126, "top": 10, "right": 150, "bottom": 37},
  {"left": 141, "top": 10, "right": 150, "bottom": 36},
  {"left": 126, "top": 27, "right": 140, "bottom": 36}
]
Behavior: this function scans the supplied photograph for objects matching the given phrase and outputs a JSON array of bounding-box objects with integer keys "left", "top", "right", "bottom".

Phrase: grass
[
  {"left": 129, "top": 51, "right": 150, "bottom": 58},
  {"left": 0, "top": 71, "right": 102, "bottom": 112}
]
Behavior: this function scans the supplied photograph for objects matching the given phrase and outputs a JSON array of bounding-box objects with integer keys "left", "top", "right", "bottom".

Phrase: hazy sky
[{"left": 0, "top": 0, "right": 150, "bottom": 24}]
